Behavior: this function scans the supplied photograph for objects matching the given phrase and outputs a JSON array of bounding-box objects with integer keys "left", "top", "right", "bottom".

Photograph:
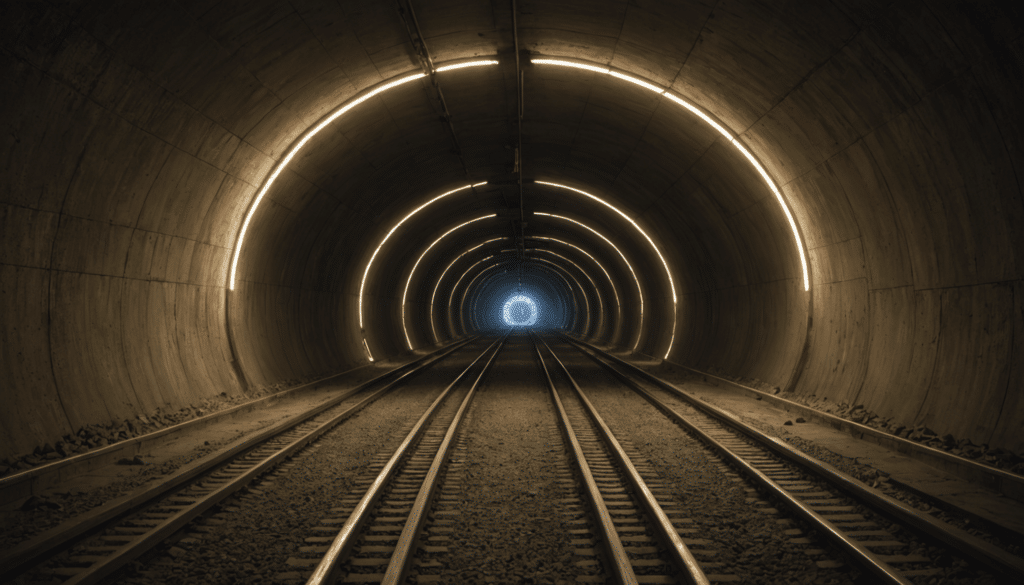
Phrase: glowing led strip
[
  {"left": 534, "top": 58, "right": 812, "bottom": 356},
  {"left": 529, "top": 256, "right": 591, "bottom": 336},
  {"left": 528, "top": 249, "right": 604, "bottom": 339},
  {"left": 446, "top": 255, "right": 495, "bottom": 338},
  {"left": 534, "top": 182, "right": 678, "bottom": 357},
  {"left": 229, "top": 60, "right": 499, "bottom": 292},
  {"left": 226, "top": 59, "right": 499, "bottom": 364},
  {"left": 429, "top": 238, "right": 505, "bottom": 343},
  {"left": 527, "top": 236, "right": 620, "bottom": 319},
  {"left": 228, "top": 71, "right": 427, "bottom": 291},
  {"left": 534, "top": 212, "right": 639, "bottom": 344},
  {"left": 400, "top": 214, "right": 495, "bottom": 350},
  {"left": 459, "top": 263, "right": 503, "bottom": 335}
]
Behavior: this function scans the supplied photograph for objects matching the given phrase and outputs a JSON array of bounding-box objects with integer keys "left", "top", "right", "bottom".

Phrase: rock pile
[{"left": 0, "top": 393, "right": 246, "bottom": 478}]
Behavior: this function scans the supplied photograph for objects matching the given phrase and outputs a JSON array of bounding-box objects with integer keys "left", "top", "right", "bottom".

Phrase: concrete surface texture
[{"left": 1, "top": 1, "right": 1022, "bottom": 460}]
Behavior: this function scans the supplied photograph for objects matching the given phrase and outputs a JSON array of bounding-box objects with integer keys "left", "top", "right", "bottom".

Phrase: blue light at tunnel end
[{"left": 503, "top": 295, "right": 538, "bottom": 327}]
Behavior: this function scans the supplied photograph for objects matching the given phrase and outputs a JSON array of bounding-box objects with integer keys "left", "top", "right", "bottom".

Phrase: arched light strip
[
  {"left": 528, "top": 249, "right": 604, "bottom": 339},
  {"left": 534, "top": 212, "right": 639, "bottom": 344},
  {"left": 459, "top": 263, "right": 503, "bottom": 336},
  {"left": 400, "top": 214, "right": 496, "bottom": 350},
  {"left": 430, "top": 238, "right": 506, "bottom": 343},
  {"left": 229, "top": 60, "right": 499, "bottom": 291},
  {"left": 534, "top": 182, "right": 676, "bottom": 358},
  {"left": 446, "top": 255, "right": 495, "bottom": 338},
  {"left": 526, "top": 236, "right": 621, "bottom": 325},
  {"left": 228, "top": 71, "right": 426, "bottom": 291},
  {"left": 532, "top": 58, "right": 809, "bottom": 294},
  {"left": 526, "top": 263, "right": 578, "bottom": 332},
  {"left": 359, "top": 182, "right": 487, "bottom": 333},
  {"left": 529, "top": 256, "right": 591, "bottom": 337}
]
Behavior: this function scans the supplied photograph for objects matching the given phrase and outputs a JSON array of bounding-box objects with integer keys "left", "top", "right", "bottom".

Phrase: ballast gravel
[{"left": 108, "top": 347, "right": 486, "bottom": 585}]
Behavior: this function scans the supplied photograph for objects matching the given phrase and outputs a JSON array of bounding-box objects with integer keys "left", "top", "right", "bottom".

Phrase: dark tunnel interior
[{"left": 2, "top": 0, "right": 1024, "bottom": 464}]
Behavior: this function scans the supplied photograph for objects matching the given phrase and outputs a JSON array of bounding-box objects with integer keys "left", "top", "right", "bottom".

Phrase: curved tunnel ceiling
[{"left": 2, "top": 1, "right": 1023, "bottom": 460}]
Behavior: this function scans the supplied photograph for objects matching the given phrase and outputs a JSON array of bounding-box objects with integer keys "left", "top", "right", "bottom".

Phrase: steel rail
[
  {"left": 538, "top": 336, "right": 710, "bottom": 585},
  {"left": 0, "top": 337, "right": 476, "bottom": 583},
  {"left": 48, "top": 337, "right": 480, "bottom": 585},
  {"left": 306, "top": 335, "right": 505, "bottom": 584},
  {"left": 532, "top": 333, "right": 638, "bottom": 585},
  {"left": 567, "top": 335, "right": 1024, "bottom": 582},
  {"left": 381, "top": 334, "right": 507, "bottom": 583}
]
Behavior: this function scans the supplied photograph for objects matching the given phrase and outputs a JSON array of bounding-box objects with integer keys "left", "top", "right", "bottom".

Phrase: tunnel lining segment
[{"left": 400, "top": 214, "right": 497, "bottom": 350}]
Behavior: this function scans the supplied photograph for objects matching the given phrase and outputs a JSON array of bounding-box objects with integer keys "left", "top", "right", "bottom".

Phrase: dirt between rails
[
  {"left": 552, "top": 344, "right": 859, "bottom": 585},
  {"left": 426, "top": 336, "right": 580, "bottom": 585},
  {"left": 51, "top": 343, "right": 491, "bottom": 585}
]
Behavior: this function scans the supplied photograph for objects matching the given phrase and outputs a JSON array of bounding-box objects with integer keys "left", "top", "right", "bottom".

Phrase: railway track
[
  {"left": 1, "top": 338, "right": 481, "bottom": 585},
  {"left": 7, "top": 331, "right": 1024, "bottom": 584},
  {"left": 534, "top": 334, "right": 714, "bottom": 585},
  {"left": 554, "top": 334, "right": 1024, "bottom": 585},
  {"left": 299, "top": 334, "right": 507, "bottom": 584}
]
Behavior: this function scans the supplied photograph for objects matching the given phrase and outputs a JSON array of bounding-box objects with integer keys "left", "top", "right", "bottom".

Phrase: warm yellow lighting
[
  {"left": 608, "top": 70, "right": 665, "bottom": 94},
  {"left": 229, "top": 72, "right": 426, "bottom": 290},
  {"left": 435, "top": 60, "right": 500, "bottom": 72},
  {"left": 534, "top": 212, "right": 641, "bottom": 344},
  {"left": 401, "top": 214, "right": 496, "bottom": 350},
  {"left": 459, "top": 263, "right": 502, "bottom": 335},
  {"left": 532, "top": 57, "right": 815, "bottom": 355},
  {"left": 533, "top": 263, "right": 580, "bottom": 332},
  {"left": 662, "top": 93, "right": 734, "bottom": 142},
  {"left": 358, "top": 182, "right": 487, "bottom": 332},
  {"left": 534, "top": 182, "right": 676, "bottom": 357},
  {"left": 730, "top": 141, "right": 810, "bottom": 292},
  {"left": 529, "top": 255, "right": 594, "bottom": 337},
  {"left": 531, "top": 59, "right": 609, "bottom": 74},
  {"left": 446, "top": 255, "right": 495, "bottom": 337},
  {"left": 527, "top": 235, "right": 621, "bottom": 320},
  {"left": 430, "top": 238, "right": 505, "bottom": 343},
  {"left": 362, "top": 338, "right": 374, "bottom": 362}
]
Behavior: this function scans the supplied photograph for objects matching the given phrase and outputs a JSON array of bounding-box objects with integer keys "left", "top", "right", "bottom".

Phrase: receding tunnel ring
[
  {"left": 315, "top": 56, "right": 810, "bottom": 360},
  {"left": 502, "top": 295, "right": 538, "bottom": 327}
]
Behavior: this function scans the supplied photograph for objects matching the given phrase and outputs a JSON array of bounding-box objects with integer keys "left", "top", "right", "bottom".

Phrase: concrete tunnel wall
[{"left": 2, "top": 1, "right": 1023, "bottom": 461}]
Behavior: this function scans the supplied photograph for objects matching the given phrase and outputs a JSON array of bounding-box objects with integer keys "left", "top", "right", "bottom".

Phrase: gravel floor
[
  {"left": 0, "top": 361, "right": 403, "bottom": 552},
  {"left": 99, "top": 342, "right": 491, "bottom": 585},
  {"left": 420, "top": 335, "right": 581, "bottom": 585},
  {"left": 554, "top": 341, "right": 859, "bottom": 585},
  {"left": 9, "top": 337, "right": 1019, "bottom": 585}
]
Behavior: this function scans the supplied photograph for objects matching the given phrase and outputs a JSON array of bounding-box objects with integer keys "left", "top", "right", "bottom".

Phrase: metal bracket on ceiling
[{"left": 397, "top": 0, "right": 471, "bottom": 176}]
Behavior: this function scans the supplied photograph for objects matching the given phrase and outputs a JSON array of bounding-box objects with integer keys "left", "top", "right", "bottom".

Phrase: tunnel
[{"left": 2, "top": 0, "right": 1023, "bottom": 470}]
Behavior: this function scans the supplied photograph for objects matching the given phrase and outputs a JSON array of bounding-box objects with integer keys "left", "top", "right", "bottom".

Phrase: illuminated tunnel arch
[
  {"left": 224, "top": 55, "right": 810, "bottom": 362},
  {"left": 8, "top": 2, "right": 1023, "bottom": 461},
  {"left": 429, "top": 238, "right": 507, "bottom": 344},
  {"left": 464, "top": 258, "right": 580, "bottom": 335},
  {"left": 400, "top": 214, "right": 498, "bottom": 350},
  {"left": 527, "top": 249, "right": 607, "bottom": 340}
]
